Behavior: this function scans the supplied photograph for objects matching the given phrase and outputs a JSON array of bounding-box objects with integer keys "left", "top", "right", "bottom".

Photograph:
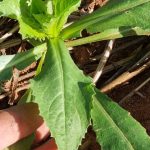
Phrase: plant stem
[
  {"left": 65, "top": 30, "right": 118, "bottom": 47},
  {"left": 65, "top": 27, "right": 150, "bottom": 47},
  {"left": 65, "top": 28, "right": 129, "bottom": 47}
]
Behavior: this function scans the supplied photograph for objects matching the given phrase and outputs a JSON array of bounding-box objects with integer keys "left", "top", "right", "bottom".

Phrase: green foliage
[
  {"left": 31, "top": 38, "right": 94, "bottom": 150},
  {"left": 0, "top": 0, "right": 49, "bottom": 39},
  {"left": 0, "top": 44, "right": 46, "bottom": 83},
  {"left": 0, "top": 0, "right": 20, "bottom": 19},
  {"left": 92, "top": 89, "right": 150, "bottom": 150},
  {"left": 65, "top": 27, "right": 150, "bottom": 47},
  {"left": 0, "top": 0, "right": 150, "bottom": 150},
  {"left": 61, "top": 0, "right": 150, "bottom": 39},
  {"left": 50, "top": 0, "right": 81, "bottom": 36}
]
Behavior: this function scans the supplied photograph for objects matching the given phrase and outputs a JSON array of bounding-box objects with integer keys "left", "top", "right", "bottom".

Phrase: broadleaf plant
[
  {"left": 0, "top": 0, "right": 150, "bottom": 150},
  {"left": 31, "top": 38, "right": 94, "bottom": 150}
]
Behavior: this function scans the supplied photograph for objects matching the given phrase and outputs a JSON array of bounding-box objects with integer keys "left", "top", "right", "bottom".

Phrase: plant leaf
[
  {"left": 48, "top": 0, "right": 81, "bottom": 36},
  {"left": 0, "top": 44, "right": 46, "bottom": 83},
  {"left": 31, "top": 38, "right": 94, "bottom": 150},
  {"left": 19, "top": 0, "right": 50, "bottom": 39},
  {"left": 61, "top": 0, "right": 150, "bottom": 39},
  {"left": 0, "top": 0, "right": 49, "bottom": 39},
  {"left": 91, "top": 89, "right": 150, "bottom": 150},
  {"left": 0, "top": 0, "right": 81, "bottom": 39},
  {"left": 66, "top": 27, "right": 150, "bottom": 47},
  {"left": 0, "top": 0, "right": 20, "bottom": 19}
]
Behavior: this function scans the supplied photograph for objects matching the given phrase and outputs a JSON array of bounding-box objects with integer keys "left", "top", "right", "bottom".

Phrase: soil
[{"left": 0, "top": 0, "right": 150, "bottom": 150}]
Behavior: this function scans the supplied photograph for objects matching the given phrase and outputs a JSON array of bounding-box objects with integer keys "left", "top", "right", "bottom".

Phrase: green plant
[{"left": 0, "top": 0, "right": 150, "bottom": 150}]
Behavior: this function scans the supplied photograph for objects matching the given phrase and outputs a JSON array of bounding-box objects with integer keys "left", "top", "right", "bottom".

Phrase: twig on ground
[
  {"left": 100, "top": 60, "right": 150, "bottom": 92},
  {"left": 0, "top": 92, "right": 10, "bottom": 100},
  {"left": 16, "top": 84, "right": 30, "bottom": 93},
  {"left": 88, "top": 55, "right": 134, "bottom": 76},
  {"left": 18, "top": 71, "right": 35, "bottom": 82},
  {"left": 0, "top": 24, "right": 19, "bottom": 43},
  {"left": 0, "top": 70, "right": 35, "bottom": 102},
  {"left": 135, "top": 91, "right": 145, "bottom": 98},
  {"left": 103, "top": 45, "right": 143, "bottom": 86},
  {"left": 93, "top": 40, "right": 115, "bottom": 84},
  {"left": 0, "top": 39, "right": 22, "bottom": 50},
  {"left": 128, "top": 50, "right": 150, "bottom": 72},
  {"left": 90, "top": 37, "right": 145, "bottom": 61},
  {"left": 8, "top": 67, "right": 20, "bottom": 105},
  {"left": 119, "top": 76, "right": 150, "bottom": 104},
  {"left": 0, "top": 83, "right": 30, "bottom": 102}
]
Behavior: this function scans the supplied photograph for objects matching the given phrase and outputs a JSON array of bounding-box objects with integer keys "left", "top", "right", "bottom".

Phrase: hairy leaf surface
[
  {"left": 31, "top": 38, "right": 94, "bottom": 150},
  {"left": 91, "top": 89, "right": 150, "bottom": 150},
  {"left": 61, "top": 0, "right": 150, "bottom": 39}
]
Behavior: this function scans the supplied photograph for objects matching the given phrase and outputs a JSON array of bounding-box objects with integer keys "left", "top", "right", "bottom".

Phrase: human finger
[{"left": 0, "top": 103, "right": 43, "bottom": 149}]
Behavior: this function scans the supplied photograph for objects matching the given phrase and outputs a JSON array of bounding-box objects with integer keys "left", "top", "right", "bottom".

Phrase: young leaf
[
  {"left": 61, "top": 0, "right": 150, "bottom": 39},
  {"left": 31, "top": 38, "right": 94, "bottom": 150},
  {"left": 0, "top": 0, "right": 81, "bottom": 39},
  {"left": 0, "top": 44, "right": 46, "bottom": 82},
  {"left": 91, "top": 89, "right": 150, "bottom": 150},
  {"left": 49, "top": 0, "right": 81, "bottom": 36}
]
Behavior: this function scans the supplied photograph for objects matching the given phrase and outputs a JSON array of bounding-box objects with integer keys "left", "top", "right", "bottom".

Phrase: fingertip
[
  {"left": 0, "top": 103, "right": 43, "bottom": 149},
  {"left": 34, "top": 122, "right": 50, "bottom": 143}
]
